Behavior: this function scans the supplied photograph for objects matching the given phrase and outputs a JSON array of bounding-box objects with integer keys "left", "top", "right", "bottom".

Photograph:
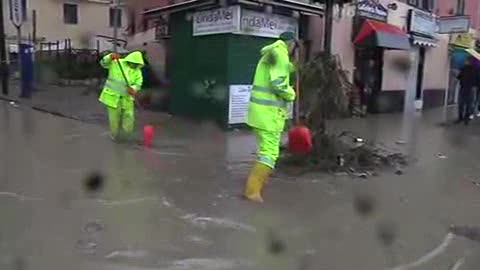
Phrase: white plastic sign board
[
  {"left": 9, "top": 0, "right": 23, "bottom": 28},
  {"left": 192, "top": 6, "right": 298, "bottom": 38},
  {"left": 438, "top": 16, "right": 470, "bottom": 34},
  {"left": 238, "top": 9, "right": 298, "bottom": 38},
  {"left": 193, "top": 6, "right": 241, "bottom": 36},
  {"left": 228, "top": 85, "right": 293, "bottom": 125},
  {"left": 229, "top": 85, "right": 251, "bottom": 124}
]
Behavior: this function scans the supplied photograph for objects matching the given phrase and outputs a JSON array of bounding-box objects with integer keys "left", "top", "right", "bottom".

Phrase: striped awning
[{"left": 353, "top": 19, "right": 410, "bottom": 50}]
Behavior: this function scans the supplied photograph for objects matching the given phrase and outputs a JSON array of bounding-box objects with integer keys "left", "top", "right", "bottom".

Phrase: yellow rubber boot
[{"left": 243, "top": 162, "right": 273, "bottom": 203}]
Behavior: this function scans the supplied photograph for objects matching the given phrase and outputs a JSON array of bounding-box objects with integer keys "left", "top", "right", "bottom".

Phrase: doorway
[{"left": 354, "top": 48, "right": 384, "bottom": 113}]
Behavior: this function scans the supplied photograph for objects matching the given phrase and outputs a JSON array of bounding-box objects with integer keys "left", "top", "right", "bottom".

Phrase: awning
[
  {"left": 353, "top": 19, "right": 410, "bottom": 50},
  {"left": 411, "top": 35, "right": 438, "bottom": 48}
]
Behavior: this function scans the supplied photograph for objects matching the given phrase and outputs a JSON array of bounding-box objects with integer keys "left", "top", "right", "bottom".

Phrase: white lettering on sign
[
  {"left": 193, "top": 6, "right": 240, "bottom": 36},
  {"left": 192, "top": 6, "right": 298, "bottom": 39},
  {"left": 238, "top": 10, "right": 298, "bottom": 38},
  {"left": 9, "top": 0, "right": 23, "bottom": 27}
]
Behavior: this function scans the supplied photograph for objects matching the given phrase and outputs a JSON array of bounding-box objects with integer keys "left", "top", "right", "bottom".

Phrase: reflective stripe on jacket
[{"left": 247, "top": 40, "right": 296, "bottom": 132}]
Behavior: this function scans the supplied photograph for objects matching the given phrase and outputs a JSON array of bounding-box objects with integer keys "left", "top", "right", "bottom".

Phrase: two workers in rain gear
[
  {"left": 244, "top": 32, "right": 297, "bottom": 203},
  {"left": 98, "top": 51, "right": 144, "bottom": 140}
]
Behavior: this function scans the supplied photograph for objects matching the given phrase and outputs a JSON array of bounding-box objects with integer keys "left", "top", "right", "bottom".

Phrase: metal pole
[
  {"left": 403, "top": 47, "right": 419, "bottom": 115},
  {"left": 112, "top": 0, "right": 119, "bottom": 53},
  {"left": 16, "top": 26, "right": 22, "bottom": 95},
  {"left": 442, "top": 35, "right": 452, "bottom": 124},
  {"left": 32, "top": 10, "right": 37, "bottom": 46},
  {"left": 323, "top": 0, "right": 333, "bottom": 54},
  {"left": 0, "top": 0, "right": 9, "bottom": 95}
]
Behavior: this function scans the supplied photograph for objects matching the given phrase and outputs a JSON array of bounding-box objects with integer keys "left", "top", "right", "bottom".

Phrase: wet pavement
[{"left": 1, "top": 100, "right": 480, "bottom": 270}]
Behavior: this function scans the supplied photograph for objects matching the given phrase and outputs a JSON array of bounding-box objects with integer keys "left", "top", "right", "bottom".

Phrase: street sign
[
  {"left": 9, "top": 0, "right": 23, "bottom": 28},
  {"left": 438, "top": 15, "right": 470, "bottom": 34}
]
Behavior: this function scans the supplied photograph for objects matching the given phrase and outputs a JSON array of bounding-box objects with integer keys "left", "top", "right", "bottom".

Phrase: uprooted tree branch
[{"left": 279, "top": 52, "right": 407, "bottom": 173}]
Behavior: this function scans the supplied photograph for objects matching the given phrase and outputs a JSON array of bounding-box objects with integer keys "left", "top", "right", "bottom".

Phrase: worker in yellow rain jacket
[
  {"left": 98, "top": 51, "right": 144, "bottom": 141},
  {"left": 244, "top": 32, "right": 297, "bottom": 203}
]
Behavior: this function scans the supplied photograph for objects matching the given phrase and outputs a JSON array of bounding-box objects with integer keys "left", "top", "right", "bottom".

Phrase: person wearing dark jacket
[{"left": 456, "top": 57, "right": 478, "bottom": 125}]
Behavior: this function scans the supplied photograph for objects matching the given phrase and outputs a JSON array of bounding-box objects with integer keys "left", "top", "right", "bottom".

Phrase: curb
[{"left": 0, "top": 95, "right": 82, "bottom": 122}]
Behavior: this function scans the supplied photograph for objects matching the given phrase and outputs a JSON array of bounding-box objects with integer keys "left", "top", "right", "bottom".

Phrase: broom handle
[
  {"left": 116, "top": 58, "right": 144, "bottom": 110},
  {"left": 294, "top": 42, "right": 301, "bottom": 124}
]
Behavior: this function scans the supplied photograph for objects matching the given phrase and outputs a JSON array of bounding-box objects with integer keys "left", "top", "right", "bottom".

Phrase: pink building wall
[{"left": 325, "top": 0, "right": 449, "bottom": 94}]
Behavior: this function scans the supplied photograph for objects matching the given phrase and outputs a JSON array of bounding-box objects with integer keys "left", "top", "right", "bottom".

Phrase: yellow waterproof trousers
[
  {"left": 254, "top": 128, "right": 282, "bottom": 169},
  {"left": 106, "top": 97, "right": 135, "bottom": 139}
]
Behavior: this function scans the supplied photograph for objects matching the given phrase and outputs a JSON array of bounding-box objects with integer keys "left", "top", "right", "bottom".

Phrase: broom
[{"left": 287, "top": 41, "right": 312, "bottom": 155}]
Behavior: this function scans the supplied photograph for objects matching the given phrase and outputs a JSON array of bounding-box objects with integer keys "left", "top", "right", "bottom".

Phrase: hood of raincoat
[
  {"left": 260, "top": 40, "right": 288, "bottom": 66},
  {"left": 260, "top": 40, "right": 288, "bottom": 56},
  {"left": 123, "top": 51, "right": 145, "bottom": 68}
]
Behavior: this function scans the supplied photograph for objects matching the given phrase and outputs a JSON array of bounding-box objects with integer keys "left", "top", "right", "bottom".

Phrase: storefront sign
[
  {"left": 438, "top": 16, "right": 470, "bottom": 34},
  {"left": 193, "top": 6, "right": 240, "bottom": 36},
  {"left": 193, "top": 6, "right": 298, "bottom": 38},
  {"left": 408, "top": 9, "right": 437, "bottom": 38},
  {"left": 238, "top": 10, "right": 298, "bottom": 38},
  {"left": 356, "top": 0, "right": 388, "bottom": 21}
]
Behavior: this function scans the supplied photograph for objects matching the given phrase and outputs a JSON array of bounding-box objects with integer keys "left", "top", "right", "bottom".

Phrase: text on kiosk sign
[{"left": 193, "top": 6, "right": 298, "bottom": 38}]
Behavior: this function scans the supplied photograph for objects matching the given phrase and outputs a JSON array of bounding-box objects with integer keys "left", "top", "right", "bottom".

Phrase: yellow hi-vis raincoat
[
  {"left": 99, "top": 51, "right": 144, "bottom": 138},
  {"left": 247, "top": 40, "right": 296, "bottom": 168}
]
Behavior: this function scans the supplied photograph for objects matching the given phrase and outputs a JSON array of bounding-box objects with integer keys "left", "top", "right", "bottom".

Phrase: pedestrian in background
[
  {"left": 456, "top": 57, "right": 478, "bottom": 125},
  {"left": 243, "top": 32, "right": 297, "bottom": 203}
]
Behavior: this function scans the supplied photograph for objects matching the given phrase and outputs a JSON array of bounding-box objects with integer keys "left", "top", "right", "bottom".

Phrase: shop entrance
[{"left": 354, "top": 48, "right": 384, "bottom": 113}]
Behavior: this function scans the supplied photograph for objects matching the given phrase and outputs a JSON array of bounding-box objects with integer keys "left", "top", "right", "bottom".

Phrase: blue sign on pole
[{"left": 9, "top": 0, "right": 23, "bottom": 27}]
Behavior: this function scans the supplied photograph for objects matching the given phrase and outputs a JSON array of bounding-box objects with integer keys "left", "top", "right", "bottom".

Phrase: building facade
[
  {"left": 2, "top": 0, "right": 128, "bottom": 51},
  {"left": 124, "top": 0, "right": 174, "bottom": 81},
  {"left": 325, "top": 0, "right": 448, "bottom": 113}
]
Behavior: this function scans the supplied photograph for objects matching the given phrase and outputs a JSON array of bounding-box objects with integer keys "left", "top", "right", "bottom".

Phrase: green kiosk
[{"left": 144, "top": 0, "right": 323, "bottom": 128}]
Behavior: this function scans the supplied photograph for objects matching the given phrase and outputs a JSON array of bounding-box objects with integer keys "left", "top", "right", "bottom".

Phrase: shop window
[
  {"left": 110, "top": 8, "right": 122, "bottom": 28},
  {"left": 63, "top": 3, "right": 78, "bottom": 25}
]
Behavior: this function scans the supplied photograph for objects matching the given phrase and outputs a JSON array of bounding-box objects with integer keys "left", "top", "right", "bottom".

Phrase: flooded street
[{"left": 1, "top": 100, "right": 480, "bottom": 270}]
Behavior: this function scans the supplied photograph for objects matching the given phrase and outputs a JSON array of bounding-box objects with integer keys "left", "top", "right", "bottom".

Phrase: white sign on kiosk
[
  {"left": 228, "top": 85, "right": 251, "bottom": 124},
  {"left": 193, "top": 6, "right": 241, "bottom": 36},
  {"left": 238, "top": 10, "right": 298, "bottom": 38},
  {"left": 193, "top": 6, "right": 298, "bottom": 38},
  {"left": 228, "top": 85, "right": 293, "bottom": 125}
]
